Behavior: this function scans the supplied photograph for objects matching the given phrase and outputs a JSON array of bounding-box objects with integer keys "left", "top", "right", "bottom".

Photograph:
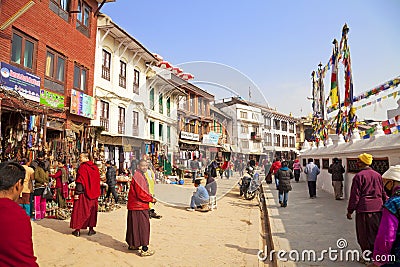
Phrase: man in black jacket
[
  {"left": 105, "top": 161, "right": 118, "bottom": 204},
  {"left": 328, "top": 158, "right": 345, "bottom": 200}
]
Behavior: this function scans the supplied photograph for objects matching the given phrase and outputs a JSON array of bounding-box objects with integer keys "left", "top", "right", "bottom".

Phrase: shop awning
[
  {"left": 98, "top": 134, "right": 145, "bottom": 147},
  {"left": 179, "top": 139, "right": 200, "bottom": 151}
]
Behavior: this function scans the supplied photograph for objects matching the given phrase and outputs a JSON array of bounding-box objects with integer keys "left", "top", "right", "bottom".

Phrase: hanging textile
[{"left": 329, "top": 39, "right": 340, "bottom": 109}]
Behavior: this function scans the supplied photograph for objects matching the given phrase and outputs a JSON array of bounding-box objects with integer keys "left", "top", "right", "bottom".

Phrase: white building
[
  {"left": 215, "top": 98, "right": 264, "bottom": 161},
  {"left": 215, "top": 97, "right": 298, "bottom": 163},
  {"left": 145, "top": 66, "right": 186, "bottom": 164},
  {"left": 92, "top": 14, "right": 158, "bottom": 170}
]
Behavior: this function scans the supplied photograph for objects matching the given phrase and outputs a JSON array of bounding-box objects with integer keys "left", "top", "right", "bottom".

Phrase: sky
[{"left": 102, "top": 0, "right": 400, "bottom": 120}]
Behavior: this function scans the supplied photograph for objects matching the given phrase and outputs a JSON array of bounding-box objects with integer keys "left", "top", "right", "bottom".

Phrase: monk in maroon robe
[
  {"left": 70, "top": 153, "right": 101, "bottom": 236},
  {"left": 0, "top": 161, "right": 38, "bottom": 266}
]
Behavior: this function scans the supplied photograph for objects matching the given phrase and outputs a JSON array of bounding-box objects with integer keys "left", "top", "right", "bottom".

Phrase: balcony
[
  {"left": 250, "top": 132, "right": 262, "bottom": 142},
  {"left": 118, "top": 121, "right": 125, "bottom": 134},
  {"left": 132, "top": 126, "right": 139, "bottom": 136},
  {"left": 102, "top": 66, "right": 110, "bottom": 81},
  {"left": 100, "top": 117, "right": 109, "bottom": 132}
]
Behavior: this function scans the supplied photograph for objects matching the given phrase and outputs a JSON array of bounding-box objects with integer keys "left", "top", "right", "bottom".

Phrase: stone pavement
[
  {"left": 263, "top": 179, "right": 365, "bottom": 267},
  {"left": 32, "top": 173, "right": 263, "bottom": 266},
  {"left": 154, "top": 175, "right": 241, "bottom": 208}
]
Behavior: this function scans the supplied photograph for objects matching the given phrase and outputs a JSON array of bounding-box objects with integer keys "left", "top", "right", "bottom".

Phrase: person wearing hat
[
  {"left": 328, "top": 158, "right": 345, "bottom": 200},
  {"left": 369, "top": 165, "right": 400, "bottom": 267},
  {"left": 347, "top": 153, "right": 387, "bottom": 259}
]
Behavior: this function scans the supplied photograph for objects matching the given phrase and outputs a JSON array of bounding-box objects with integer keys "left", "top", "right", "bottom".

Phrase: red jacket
[
  {"left": 271, "top": 161, "right": 282, "bottom": 174},
  {"left": 76, "top": 161, "right": 101, "bottom": 200},
  {"left": 0, "top": 198, "right": 38, "bottom": 266},
  {"left": 127, "top": 170, "right": 154, "bottom": 210}
]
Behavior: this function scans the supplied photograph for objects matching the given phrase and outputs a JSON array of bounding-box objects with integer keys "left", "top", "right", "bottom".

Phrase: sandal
[
  {"left": 128, "top": 246, "right": 139, "bottom": 251},
  {"left": 139, "top": 249, "right": 155, "bottom": 257}
]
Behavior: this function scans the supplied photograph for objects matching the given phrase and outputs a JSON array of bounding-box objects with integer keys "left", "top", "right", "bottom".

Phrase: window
[
  {"left": 282, "top": 121, "right": 288, "bottom": 132},
  {"left": 290, "top": 136, "right": 295, "bottom": 148},
  {"left": 241, "top": 125, "right": 248, "bottom": 134},
  {"left": 289, "top": 123, "right": 295, "bottom": 133},
  {"left": 150, "top": 121, "right": 155, "bottom": 139},
  {"left": 159, "top": 94, "right": 163, "bottom": 114},
  {"left": 166, "top": 98, "right": 171, "bottom": 117},
  {"left": 242, "top": 140, "right": 249, "bottom": 149},
  {"left": 76, "top": 0, "right": 91, "bottom": 36},
  {"left": 49, "top": 0, "right": 69, "bottom": 21},
  {"left": 198, "top": 98, "right": 202, "bottom": 115},
  {"left": 119, "top": 61, "right": 126, "bottom": 88},
  {"left": 179, "top": 95, "right": 187, "bottom": 110},
  {"left": 133, "top": 69, "right": 140, "bottom": 94},
  {"left": 274, "top": 134, "right": 281, "bottom": 146},
  {"left": 265, "top": 117, "right": 271, "bottom": 129},
  {"left": 102, "top": 49, "right": 110, "bottom": 80},
  {"left": 159, "top": 124, "right": 163, "bottom": 141},
  {"left": 118, "top": 107, "right": 125, "bottom": 134},
  {"left": 253, "top": 142, "right": 261, "bottom": 149},
  {"left": 11, "top": 31, "right": 36, "bottom": 71},
  {"left": 203, "top": 100, "right": 207, "bottom": 116},
  {"left": 240, "top": 111, "right": 247, "bottom": 119},
  {"left": 252, "top": 113, "right": 259, "bottom": 121},
  {"left": 264, "top": 133, "right": 272, "bottom": 146},
  {"left": 100, "top": 101, "right": 109, "bottom": 131},
  {"left": 149, "top": 88, "right": 155, "bottom": 110},
  {"left": 132, "top": 111, "right": 139, "bottom": 135},
  {"left": 73, "top": 64, "right": 87, "bottom": 91},
  {"left": 274, "top": 119, "right": 281, "bottom": 130},
  {"left": 190, "top": 94, "right": 195, "bottom": 113},
  {"left": 44, "top": 48, "right": 65, "bottom": 93},
  {"left": 282, "top": 135, "right": 288, "bottom": 147},
  {"left": 167, "top": 126, "right": 171, "bottom": 144}
]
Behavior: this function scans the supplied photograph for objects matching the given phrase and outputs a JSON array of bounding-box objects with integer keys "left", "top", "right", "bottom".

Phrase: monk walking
[
  {"left": 126, "top": 159, "right": 157, "bottom": 256},
  {"left": 70, "top": 153, "right": 101, "bottom": 237}
]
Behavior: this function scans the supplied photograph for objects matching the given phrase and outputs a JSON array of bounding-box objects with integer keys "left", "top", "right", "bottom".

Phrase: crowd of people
[{"left": 2, "top": 150, "right": 400, "bottom": 265}]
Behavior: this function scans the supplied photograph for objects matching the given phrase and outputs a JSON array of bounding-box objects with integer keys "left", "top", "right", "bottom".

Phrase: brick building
[{"left": 0, "top": 0, "right": 114, "bottom": 162}]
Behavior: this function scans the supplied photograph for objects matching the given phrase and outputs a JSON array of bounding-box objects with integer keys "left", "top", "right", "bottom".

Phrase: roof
[{"left": 97, "top": 14, "right": 158, "bottom": 63}]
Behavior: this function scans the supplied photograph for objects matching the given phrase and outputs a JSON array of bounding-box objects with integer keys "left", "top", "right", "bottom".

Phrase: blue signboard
[{"left": 0, "top": 62, "right": 41, "bottom": 102}]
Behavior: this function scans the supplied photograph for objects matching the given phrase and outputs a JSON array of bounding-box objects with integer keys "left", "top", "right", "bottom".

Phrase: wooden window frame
[
  {"left": 73, "top": 63, "right": 87, "bottom": 91},
  {"left": 118, "top": 107, "right": 125, "bottom": 134},
  {"left": 132, "top": 111, "right": 139, "bottom": 136},
  {"left": 10, "top": 30, "right": 37, "bottom": 72},
  {"left": 101, "top": 49, "right": 111, "bottom": 80},
  {"left": 133, "top": 69, "right": 140, "bottom": 94},
  {"left": 100, "top": 101, "right": 109, "bottom": 131},
  {"left": 119, "top": 61, "right": 126, "bottom": 88},
  {"left": 76, "top": 0, "right": 91, "bottom": 37}
]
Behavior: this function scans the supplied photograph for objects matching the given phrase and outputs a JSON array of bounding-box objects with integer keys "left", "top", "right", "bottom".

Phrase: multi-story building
[
  {"left": 215, "top": 97, "right": 298, "bottom": 163},
  {"left": 175, "top": 76, "right": 214, "bottom": 167},
  {"left": 0, "top": 0, "right": 114, "bottom": 162},
  {"left": 263, "top": 109, "right": 298, "bottom": 161},
  {"left": 91, "top": 14, "right": 158, "bottom": 170},
  {"left": 145, "top": 66, "right": 186, "bottom": 166},
  {"left": 215, "top": 97, "right": 264, "bottom": 162}
]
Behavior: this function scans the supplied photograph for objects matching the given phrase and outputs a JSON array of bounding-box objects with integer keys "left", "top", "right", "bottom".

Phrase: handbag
[{"left": 42, "top": 185, "right": 54, "bottom": 200}]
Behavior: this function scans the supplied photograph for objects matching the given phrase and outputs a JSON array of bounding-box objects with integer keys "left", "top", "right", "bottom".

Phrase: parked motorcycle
[{"left": 239, "top": 167, "right": 261, "bottom": 200}]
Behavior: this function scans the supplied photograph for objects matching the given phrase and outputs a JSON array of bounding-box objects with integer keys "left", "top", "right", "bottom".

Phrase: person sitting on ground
[
  {"left": 369, "top": 165, "right": 400, "bottom": 267},
  {"left": 187, "top": 179, "right": 209, "bottom": 211},
  {"left": 0, "top": 162, "right": 39, "bottom": 266},
  {"left": 204, "top": 172, "right": 217, "bottom": 197}
]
